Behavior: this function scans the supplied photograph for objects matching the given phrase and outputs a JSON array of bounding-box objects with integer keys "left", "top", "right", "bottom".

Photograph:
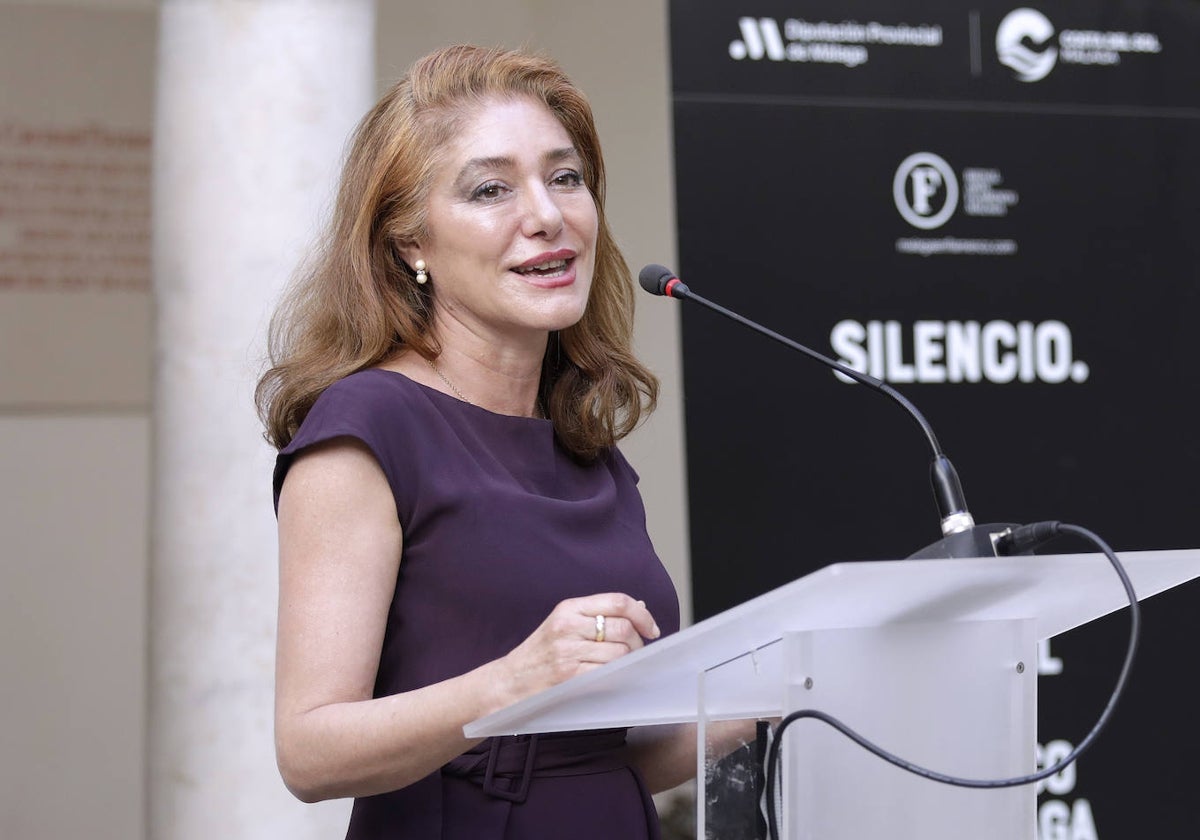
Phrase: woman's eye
[
  {"left": 552, "top": 170, "right": 583, "bottom": 188},
  {"left": 471, "top": 182, "right": 506, "bottom": 201}
]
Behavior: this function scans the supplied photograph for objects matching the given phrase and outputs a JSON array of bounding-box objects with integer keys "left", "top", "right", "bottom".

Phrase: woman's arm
[
  {"left": 624, "top": 723, "right": 697, "bottom": 794},
  {"left": 274, "top": 438, "right": 662, "bottom": 802},
  {"left": 627, "top": 721, "right": 766, "bottom": 794}
]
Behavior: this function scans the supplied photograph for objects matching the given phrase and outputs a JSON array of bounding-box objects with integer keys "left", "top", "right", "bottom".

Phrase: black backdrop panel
[{"left": 668, "top": 0, "right": 1199, "bottom": 834}]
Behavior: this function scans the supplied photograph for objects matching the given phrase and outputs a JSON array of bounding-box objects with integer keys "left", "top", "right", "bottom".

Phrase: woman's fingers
[
  {"left": 571, "top": 593, "right": 661, "bottom": 643},
  {"left": 500, "top": 592, "right": 665, "bottom": 701}
]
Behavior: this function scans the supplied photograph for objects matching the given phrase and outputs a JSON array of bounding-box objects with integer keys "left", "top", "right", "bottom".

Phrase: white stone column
[{"left": 151, "top": 2, "right": 374, "bottom": 837}]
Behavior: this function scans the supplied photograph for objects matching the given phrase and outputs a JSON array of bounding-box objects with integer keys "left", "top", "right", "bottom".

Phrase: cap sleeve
[{"left": 272, "top": 372, "right": 410, "bottom": 516}]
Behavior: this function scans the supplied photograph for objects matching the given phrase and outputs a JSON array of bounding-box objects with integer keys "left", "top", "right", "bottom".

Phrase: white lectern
[{"left": 465, "top": 549, "right": 1200, "bottom": 839}]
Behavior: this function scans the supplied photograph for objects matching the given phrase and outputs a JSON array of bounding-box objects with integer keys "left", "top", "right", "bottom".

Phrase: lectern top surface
[{"left": 464, "top": 548, "right": 1200, "bottom": 737}]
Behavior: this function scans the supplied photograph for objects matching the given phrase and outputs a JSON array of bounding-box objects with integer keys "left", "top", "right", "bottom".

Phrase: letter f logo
[
  {"left": 894, "top": 152, "right": 959, "bottom": 230},
  {"left": 910, "top": 168, "right": 944, "bottom": 215}
]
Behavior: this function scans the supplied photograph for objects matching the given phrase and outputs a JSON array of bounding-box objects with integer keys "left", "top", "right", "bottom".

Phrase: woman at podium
[{"left": 257, "top": 45, "right": 688, "bottom": 839}]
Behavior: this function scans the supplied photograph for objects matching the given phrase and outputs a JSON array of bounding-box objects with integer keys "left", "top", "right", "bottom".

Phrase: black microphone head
[{"left": 638, "top": 264, "right": 676, "bottom": 296}]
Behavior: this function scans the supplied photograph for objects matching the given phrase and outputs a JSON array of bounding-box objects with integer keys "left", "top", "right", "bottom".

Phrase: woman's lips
[
  {"left": 512, "top": 256, "right": 576, "bottom": 288},
  {"left": 511, "top": 250, "right": 578, "bottom": 287}
]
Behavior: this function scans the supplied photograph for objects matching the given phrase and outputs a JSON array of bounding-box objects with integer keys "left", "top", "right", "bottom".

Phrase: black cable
[{"left": 764, "top": 522, "right": 1140, "bottom": 839}]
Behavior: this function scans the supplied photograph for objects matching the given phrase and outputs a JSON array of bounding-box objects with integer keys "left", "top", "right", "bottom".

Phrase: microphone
[{"left": 638, "top": 263, "right": 1016, "bottom": 559}]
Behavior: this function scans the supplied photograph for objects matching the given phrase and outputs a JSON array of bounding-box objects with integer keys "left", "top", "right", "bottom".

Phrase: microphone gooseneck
[{"left": 638, "top": 263, "right": 986, "bottom": 550}]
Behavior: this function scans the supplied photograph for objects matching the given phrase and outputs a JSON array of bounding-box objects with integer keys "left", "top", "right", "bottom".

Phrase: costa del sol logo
[
  {"left": 996, "top": 8, "right": 1059, "bottom": 82},
  {"left": 893, "top": 152, "right": 958, "bottom": 230}
]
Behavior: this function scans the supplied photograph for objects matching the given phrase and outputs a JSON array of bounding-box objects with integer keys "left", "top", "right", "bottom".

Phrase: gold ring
[{"left": 594, "top": 614, "right": 606, "bottom": 643}]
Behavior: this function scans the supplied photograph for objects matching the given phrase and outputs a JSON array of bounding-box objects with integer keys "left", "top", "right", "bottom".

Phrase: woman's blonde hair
[{"left": 255, "top": 44, "right": 658, "bottom": 461}]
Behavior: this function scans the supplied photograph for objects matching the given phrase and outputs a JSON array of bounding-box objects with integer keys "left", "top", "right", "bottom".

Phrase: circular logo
[
  {"left": 893, "top": 152, "right": 959, "bottom": 230},
  {"left": 996, "top": 8, "right": 1058, "bottom": 82}
]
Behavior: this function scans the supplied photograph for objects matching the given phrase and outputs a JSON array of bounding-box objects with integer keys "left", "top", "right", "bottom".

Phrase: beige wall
[
  {"left": 0, "top": 1, "right": 155, "bottom": 407},
  {"left": 0, "top": 2, "right": 155, "bottom": 839},
  {"left": 0, "top": 2, "right": 686, "bottom": 838},
  {"left": 0, "top": 415, "right": 150, "bottom": 840}
]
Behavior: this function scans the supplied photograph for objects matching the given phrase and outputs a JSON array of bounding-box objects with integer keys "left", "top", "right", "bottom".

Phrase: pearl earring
[{"left": 414, "top": 259, "right": 428, "bottom": 285}]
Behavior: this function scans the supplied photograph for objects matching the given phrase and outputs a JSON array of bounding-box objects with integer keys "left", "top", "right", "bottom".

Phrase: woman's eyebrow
[
  {"left": 453, "top": 155, "right": 513, "bottom": 189},
  {"left": 544, "top": 146, "right": 581, "bottom": 164}
]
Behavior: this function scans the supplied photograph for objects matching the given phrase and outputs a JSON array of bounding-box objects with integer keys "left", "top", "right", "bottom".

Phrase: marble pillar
[{"left": 151, "top": 2, "right": 373, "bottom": 836}]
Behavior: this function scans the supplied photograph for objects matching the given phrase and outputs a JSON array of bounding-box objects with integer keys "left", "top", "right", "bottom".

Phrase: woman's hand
[{"left": 491, "top": 593, "right": 661, "bottom": 708}]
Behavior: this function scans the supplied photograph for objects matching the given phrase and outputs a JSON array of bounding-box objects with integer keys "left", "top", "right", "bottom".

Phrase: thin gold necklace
[
  {"left": 426, "top": 357, "right": 471, "bottom": 404},
  {"left": 425, "top": 357, "right": 545, "bottom": 419}
]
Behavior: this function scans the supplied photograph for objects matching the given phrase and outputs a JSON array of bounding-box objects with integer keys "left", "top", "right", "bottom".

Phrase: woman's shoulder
[
  {"left": 282, "top": 368, "right": 430, "bottom": 455},
  {"left": 273, "top": 368, "right": 434, "bottom": 508},
  {"left": 320, "top": 366, "right": 424, "bottom": 405}
]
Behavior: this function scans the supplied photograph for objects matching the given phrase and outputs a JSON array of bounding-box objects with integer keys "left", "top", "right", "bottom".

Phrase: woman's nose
[{"left": 520, "top": 184, "right": 565, "bottom": 239}]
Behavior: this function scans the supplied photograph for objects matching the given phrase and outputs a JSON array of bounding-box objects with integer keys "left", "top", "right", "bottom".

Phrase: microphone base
[{"left": 907, "top": 523, "right": 1027, "bottom": 559}]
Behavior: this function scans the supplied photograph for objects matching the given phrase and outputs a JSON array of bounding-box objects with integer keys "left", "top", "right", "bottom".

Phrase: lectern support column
[{"left": 699, "top": 619, "right": 1039, "bottom": 840}]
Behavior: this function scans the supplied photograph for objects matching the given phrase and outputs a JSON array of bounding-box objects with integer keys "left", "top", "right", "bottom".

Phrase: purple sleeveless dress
[{"left": 273, "top": 369, "right": 681, "bottom": 839}]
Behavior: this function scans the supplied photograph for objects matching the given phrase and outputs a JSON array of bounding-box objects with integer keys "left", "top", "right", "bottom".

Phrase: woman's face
[{"left": 407, "top": 96, "right": 599, "bottom": 348}]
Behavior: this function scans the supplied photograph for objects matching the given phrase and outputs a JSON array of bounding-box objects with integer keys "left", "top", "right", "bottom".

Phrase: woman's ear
[{"left": 395, "top": 239, "right": 422, "bottom": 272}]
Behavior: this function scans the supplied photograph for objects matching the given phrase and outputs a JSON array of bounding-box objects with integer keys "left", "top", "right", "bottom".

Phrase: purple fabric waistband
[{"left": 441, "top": 730, "right": 630, "bottom": 803}]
